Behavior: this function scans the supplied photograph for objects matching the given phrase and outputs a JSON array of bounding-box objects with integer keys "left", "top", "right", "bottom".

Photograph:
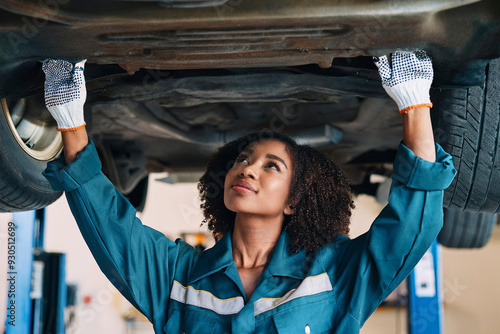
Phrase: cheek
[
  {"left": 223, "top": 169, "right": 235, "bottom": 205},
  {"left": 224, "top": 168, "right": 236, "bottom": 190},
  {"left": 281, "top": 176, "right": 293, "bottom": 202},
  {"left": 266, "top": 176, "right": 291, "bottom": 201}
]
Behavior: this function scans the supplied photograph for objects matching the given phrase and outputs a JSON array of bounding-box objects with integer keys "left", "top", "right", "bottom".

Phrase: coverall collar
[
  {"left": 266, "top": 228, "right": 309, "bottom": 280},
  {"left": 189, "top": 230, "right": 234, "bottom": 284},
  {"left": 189, "top": 228, "right": 309, "bottom": 284}
]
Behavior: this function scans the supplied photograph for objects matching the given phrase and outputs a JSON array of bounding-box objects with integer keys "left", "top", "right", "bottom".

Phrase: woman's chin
[{"left": 225, "top": 196, "right": 251, "bottom": 212}]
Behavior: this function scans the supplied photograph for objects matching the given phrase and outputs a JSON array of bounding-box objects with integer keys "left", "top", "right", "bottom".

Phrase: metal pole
[
  {"left": 6, "top": 210, "right": 36, "bottom": 334},
  {"left": 407, "top": 240, "right": 444, "bottom": 334}
]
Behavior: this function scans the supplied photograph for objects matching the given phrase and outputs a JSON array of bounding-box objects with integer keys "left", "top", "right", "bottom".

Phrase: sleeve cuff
[
  {"left": 42, "top": 139, "right": 102, "bottom": 192},
  {"left": 392, "top": 142, "right": 456, "bottom": 190}
]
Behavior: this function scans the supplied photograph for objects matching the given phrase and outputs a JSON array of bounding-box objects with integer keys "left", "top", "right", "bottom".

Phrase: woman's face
[{"left": 224, "top": 139, "right": 294, "bottom": 218}]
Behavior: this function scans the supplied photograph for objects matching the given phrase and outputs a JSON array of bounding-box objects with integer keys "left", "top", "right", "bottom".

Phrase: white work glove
[
  {"left": 374, "top": 51, "right": 433, "bottom": 114},
  {"left": 42, "top": 59, "right": 87, "bottom": 131}
]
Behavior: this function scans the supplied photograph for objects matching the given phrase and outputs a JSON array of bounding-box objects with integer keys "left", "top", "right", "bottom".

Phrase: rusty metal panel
[{"left": 1, "top": 0, "right": 498, "bottom": 73}]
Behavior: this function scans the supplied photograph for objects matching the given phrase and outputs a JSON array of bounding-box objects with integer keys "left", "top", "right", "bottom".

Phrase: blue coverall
[{"left": 43, "top": 140, "right": 456, "bottom": 333}]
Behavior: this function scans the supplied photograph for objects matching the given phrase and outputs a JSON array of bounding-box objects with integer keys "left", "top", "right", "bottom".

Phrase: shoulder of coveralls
[
  {"left": 391, "top": 142, "right": 456, "bottom": 191},
  {"left": 42, "top": 139, "right": 102, "bottom": 192}
]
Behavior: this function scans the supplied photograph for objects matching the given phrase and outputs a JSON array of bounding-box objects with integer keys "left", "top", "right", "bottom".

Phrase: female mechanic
[{"left": 42, "top": 51, "right": 456, "bottom": 333}]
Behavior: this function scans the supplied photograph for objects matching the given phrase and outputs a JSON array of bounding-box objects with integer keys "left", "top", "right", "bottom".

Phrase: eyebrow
[{"left": 242, "top": 148, "right": 288, "bottom": 170}]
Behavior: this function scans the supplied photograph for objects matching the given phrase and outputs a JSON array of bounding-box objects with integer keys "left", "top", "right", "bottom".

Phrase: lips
[{"left": 232, "top": 180, "right": 256, "bottom": 193}]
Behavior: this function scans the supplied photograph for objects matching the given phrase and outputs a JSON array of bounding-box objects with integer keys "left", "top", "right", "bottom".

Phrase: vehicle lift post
[
  {"left": 5, "top": 209, "right": 67, "bottom": 334},
  {"left": 407, "top": 240, "right": 444, "bottom": 334},
  {"left": 6, "top": 210, "right": 37, "bottom": 333}
]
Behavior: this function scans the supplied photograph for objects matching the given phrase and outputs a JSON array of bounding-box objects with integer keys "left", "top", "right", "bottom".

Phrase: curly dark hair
[{"left": 198, "top": 130, "right": 354, "bottom": 253}]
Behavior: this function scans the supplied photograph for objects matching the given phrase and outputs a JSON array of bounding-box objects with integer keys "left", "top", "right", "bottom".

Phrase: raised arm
[
  {"left": 42, "top": 59, "right": 89, "bottom": 164},
  {"left": 323, "top": 51, "right": 456, "bottom": 330},
  {"left": 41, "top": 60, "right": 193, "bottom": 332},
  {"left": 402, "top": 107, "right": 435, "bottom": 162},
  {"left": 375, "top": 51, "right": 436, "bottom": 162},
  {"left": 61, "top": 128, "right": 88, "bottom": 164}
]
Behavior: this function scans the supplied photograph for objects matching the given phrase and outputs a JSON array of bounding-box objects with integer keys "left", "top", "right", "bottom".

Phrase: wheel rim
[{"left": 1, "top": 97, "right": 63, "bottom": 161}]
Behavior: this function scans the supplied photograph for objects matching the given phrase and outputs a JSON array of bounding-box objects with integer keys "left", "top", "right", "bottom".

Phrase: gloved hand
[
  {"left": 374, "top": 51, "right": 433, "bottom": 114},
  {"left": 42, "top": 59, "right": 87, "bottom": 131}
]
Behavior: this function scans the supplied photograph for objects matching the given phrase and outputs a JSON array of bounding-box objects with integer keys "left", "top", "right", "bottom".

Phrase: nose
[{"left": 239, "top": 163, "right": 257, "bottom": 179}]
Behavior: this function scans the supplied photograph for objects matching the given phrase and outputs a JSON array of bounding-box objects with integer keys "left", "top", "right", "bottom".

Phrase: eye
[
  {"left": 236, "top": 155, "right": 249, "bottom": 164},
  {"left": 266, "top": 161, "right": 281, "bottom": 171}
]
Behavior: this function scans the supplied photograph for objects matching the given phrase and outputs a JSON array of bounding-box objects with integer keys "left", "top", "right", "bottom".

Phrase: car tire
[
  {"left": 432, "top": 57, "right": 500, "bottom": 213},
  {"left": 438, "top": 208, "right": 497, "bottom": 248},
  {"left": 0, "top": 97, "right": 63, "bottom": 212}
]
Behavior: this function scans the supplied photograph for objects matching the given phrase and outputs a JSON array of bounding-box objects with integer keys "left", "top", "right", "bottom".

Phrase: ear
[{"left": 284, "top": 204, "right": 294, "bottom": 216}]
